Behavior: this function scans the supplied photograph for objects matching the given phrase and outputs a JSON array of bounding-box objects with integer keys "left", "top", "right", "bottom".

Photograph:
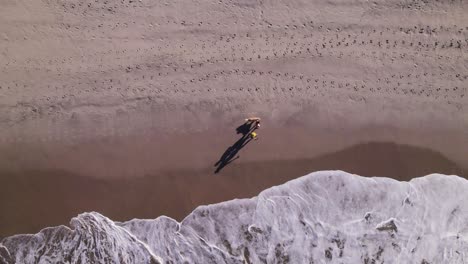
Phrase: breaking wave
[{"left": 1, "top": 171, "right": 468, "bottom": 263}]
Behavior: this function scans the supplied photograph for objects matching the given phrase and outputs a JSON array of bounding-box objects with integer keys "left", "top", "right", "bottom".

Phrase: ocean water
[{"left": 1, "top": 171, "right": 467, "bottom": 263}]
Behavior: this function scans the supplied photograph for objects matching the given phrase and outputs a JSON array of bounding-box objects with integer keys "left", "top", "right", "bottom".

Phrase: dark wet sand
[{"left": 1, "top": 141, "right": 466, "bottom": 239}]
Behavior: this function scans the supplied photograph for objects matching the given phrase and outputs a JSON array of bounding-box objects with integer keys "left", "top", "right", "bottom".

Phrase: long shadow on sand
[
  {"left": 1, "top": 141, "right": 467, "bottom": 238},
  {"left": 213, "top": 122, "right": 256, "bottom": 173}
]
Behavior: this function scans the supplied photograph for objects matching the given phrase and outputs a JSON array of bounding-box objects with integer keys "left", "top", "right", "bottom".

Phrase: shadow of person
[
  {"left": 214, "top": 130, "right": 254, "bottom": 173},
  {"left": 236, "top": 122, "right": 252, "bottom": 136}
]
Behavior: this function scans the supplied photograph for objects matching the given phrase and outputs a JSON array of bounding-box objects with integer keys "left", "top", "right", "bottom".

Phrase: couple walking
[{"left": 244, "top": 117, "right": 261, "bottom": 140}]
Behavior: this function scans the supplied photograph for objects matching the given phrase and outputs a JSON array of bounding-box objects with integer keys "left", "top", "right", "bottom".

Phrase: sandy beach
[{"left": 1, "top": 0, "right": 467, "bottom": 237}]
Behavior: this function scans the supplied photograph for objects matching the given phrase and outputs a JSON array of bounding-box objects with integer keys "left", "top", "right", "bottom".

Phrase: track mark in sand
[{"left": 1, "top": 0, "right": 467, "bottom": 125}]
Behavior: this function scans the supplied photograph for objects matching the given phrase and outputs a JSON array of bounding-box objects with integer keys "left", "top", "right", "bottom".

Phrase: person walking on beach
[
  {"left": 254, "top": 119, "right": 260, "bottom": 129},
  {"left": 245, "top": 117, "right": 260, "bottom": 124},
  {"left": 244, "top": 117, "right": 261, "bottom": 140},
  {"left": 250, "top": 131, "right": 258, "bottom": 140},
  {"left": 245, "top": 117, "right": 261, "bottom": 129}
]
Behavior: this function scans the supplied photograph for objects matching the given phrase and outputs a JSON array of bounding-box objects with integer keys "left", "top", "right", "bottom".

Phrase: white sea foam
[{"left": 2, "top": 171, "right": 468, "bottom": 263}]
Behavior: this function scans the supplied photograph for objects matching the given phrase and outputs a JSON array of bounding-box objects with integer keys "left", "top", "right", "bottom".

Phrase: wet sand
[{"left": 1, "top": 140, "right": 467, "bottom": 238}]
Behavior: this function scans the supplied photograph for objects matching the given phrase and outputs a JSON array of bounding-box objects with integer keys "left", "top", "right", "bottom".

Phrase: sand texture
[{"left": 0, "top": 0, "right": 467, "bottom": 236}]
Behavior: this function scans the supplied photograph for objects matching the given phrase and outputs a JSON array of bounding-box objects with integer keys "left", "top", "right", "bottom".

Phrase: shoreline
[{"left": 1, "top": 140, "right": 466, "bottom": 238}]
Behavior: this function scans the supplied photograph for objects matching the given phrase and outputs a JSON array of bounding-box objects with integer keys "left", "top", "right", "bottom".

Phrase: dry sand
[{"left": 0, "top": 0, "right": 467, "bottom": 237}]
